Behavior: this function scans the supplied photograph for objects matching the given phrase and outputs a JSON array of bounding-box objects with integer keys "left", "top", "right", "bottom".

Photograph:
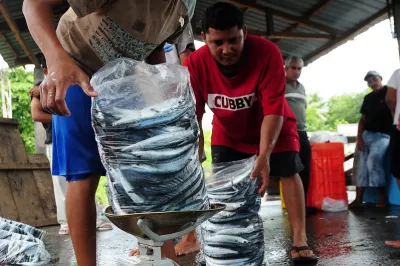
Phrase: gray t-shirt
[
  {"left": 164, "top": 23, "right": 195, "bottom": 64},
  {"left": 285, "top": 80, "right": 307, "bottom": 131}
]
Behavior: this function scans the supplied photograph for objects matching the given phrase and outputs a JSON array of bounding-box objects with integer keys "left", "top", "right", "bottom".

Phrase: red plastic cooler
[{"left": 306, "top": 142, "right": 348, "bottom": 209}]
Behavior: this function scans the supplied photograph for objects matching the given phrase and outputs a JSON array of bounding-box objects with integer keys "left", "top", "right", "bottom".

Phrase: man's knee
[{"left": 66, "top": 174, "right": 101, "bottom": 196}]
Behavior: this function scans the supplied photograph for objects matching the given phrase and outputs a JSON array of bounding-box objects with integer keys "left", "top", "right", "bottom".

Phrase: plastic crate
[{"left": 306, "top": 142, "right": 348, "bottom": 209}]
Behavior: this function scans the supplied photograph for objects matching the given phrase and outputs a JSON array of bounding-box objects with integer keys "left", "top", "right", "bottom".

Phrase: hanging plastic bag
[
  {"left": 321, "top": 197, "right": 348, "bottom": 212},
  {"left": 0, "top": 218, "right": 50, "bottom": 266},
  {"left": 200, "top": 156, "right": 265, "bottom": 266},
  {"left": 91, "top": 58, "right": 208, "bottom": 215}
]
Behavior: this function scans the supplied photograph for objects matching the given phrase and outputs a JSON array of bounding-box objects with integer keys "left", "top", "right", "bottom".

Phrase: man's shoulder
[
  {"left": 246, "top": 35, "right": 281, "bottom": 54},
  {"left": 184, "top": 46, "right": 209, "bottom": 68}
]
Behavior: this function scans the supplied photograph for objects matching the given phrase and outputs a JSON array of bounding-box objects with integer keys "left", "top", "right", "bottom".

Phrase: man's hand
[
  {"left": 356, "top": 137, "right": 365, "bottom": 152},
  {"left": 40, "top": 53, "right": 97, "bottom": 116},
  {"left": 250, "top": 155, "right": 270, "bottom": 197},
  {"left": 29, "top": 86, "right": 40, "bottom": 98}
]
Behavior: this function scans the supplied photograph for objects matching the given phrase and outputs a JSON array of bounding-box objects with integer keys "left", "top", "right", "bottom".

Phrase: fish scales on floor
[
  {"left": 200, "top": 157, "right": 265, "bottom": 266},
  {"left": 91, "top": 58, "right": 209, "bottom": 214}
]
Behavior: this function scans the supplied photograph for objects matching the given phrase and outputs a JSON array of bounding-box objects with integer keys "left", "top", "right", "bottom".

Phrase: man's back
[{"left": 57, "top": 0, "right": 195, "bottom": 74}]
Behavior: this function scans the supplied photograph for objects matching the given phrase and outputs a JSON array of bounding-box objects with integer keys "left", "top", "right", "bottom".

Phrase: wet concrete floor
[{"left": 43, "top": 196, "right": 400, "bottom": 266}]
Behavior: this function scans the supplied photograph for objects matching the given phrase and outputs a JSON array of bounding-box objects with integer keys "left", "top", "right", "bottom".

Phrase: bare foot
[
  {"left": 290, "top": 248, "right": 315, "bottom": 259},
  {"left": 129, "top": 248, "right": 153, "bottom": 256},
  {"left": 386, "top": 240, "right": 400, "bottom": 248},
  {"left": 349, "top": 200, "right": 364, "bottom": 209},
  {"left": 175, "top": 238, "right": 200, "bottom": 256},
  {"left": 129, "top": 249, "right": 140, "bottom": 257}
]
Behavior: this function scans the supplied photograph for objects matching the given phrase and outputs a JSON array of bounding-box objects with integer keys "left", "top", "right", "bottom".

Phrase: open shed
[{"left": 0, "top": 0, "right": 396, "bottom": 68}]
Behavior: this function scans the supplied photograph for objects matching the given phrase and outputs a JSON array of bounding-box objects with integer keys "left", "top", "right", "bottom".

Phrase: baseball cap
[{"left": 364, "top": 71, "right": 381, "bottom": 81}]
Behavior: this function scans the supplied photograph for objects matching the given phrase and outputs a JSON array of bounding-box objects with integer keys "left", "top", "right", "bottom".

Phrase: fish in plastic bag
[
  {"left": 200, "top": 156, "right": 265, "bottom": 266},
  {"left": 91, "top": 58, "right": 208, "bottom": 214}
]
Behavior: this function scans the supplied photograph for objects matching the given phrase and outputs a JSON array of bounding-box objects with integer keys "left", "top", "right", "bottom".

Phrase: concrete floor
[{"left": 43, "top": 196, "right": 400, "bottom": 266}]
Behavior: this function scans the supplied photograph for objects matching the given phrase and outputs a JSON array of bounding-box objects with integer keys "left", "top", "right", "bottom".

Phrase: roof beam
[
  {"left": 304, "top": 7, "right": 389, "bottom": 65},
  {"left": 194, "top": 27, "right": 331, "bottom": 40},
  {"left": 267, "top": 32, "right": 331, "bottom": 40},
  {"left": 0, "top": 1, "right": 39, "bottom": 66},
  {"left": 0, "top": 32, "right": 17, "bottom": 57},
  {"left": 275, "top": 0, "right": 333, "bottom": 44},
  {"left": 229, "top": 0, "right": 340, "bottom": 35}
]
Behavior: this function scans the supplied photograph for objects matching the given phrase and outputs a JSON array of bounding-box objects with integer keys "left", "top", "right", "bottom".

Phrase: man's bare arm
[
  {"left": 387, "top": 87, "right": 397, "bottom": 117},
  {"left": 146, "top": 44, "right": 166, "bottom": 65},
  {"left": 23, "top": 0, "right": 96, "bottom": 116},
  {"left": 23, "top": 0, "right": 68, "bottom": 67},
  {"left": 198, "top": 121, "right": 205, "bottom": 161},
  {"left": 31, "top": 97, "right": 52, "bottom": 124}
]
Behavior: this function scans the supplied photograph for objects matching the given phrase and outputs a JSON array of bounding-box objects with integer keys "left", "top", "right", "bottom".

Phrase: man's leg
[
  {"left": 386, "top": 128, "right": 400, "bottom": 247},
  {"left": 377, "top": 187, "right": 387, "bottom": 207},
  {"left": 298, "top": 131, "right": 311, "bottom": 199},
  {"left": 271, "top": 152, "right": 316, "bottom": 260},
  {"left": 349, "top": 187, "right": 366, "bottom": 208},
  {"left": 66, "top": 174, "right": 100, "bottom": 266},
  {"left": 281, "top": 176, "right": 307, "bottom": 246}
]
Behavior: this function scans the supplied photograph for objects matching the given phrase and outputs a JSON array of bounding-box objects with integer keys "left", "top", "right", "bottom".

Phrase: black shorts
[
  {"left": 390, "top": 127, "right": 400, "bottom": 179},
  {"left": 211, "top": 146, "right": 304, "bottom": 177}
]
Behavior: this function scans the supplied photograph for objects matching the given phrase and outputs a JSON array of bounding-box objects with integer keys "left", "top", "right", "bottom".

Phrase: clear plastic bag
[
  {"left": 309, "top": 131, "right": 348, "bottom": 144},
  {"left": 200, "top": 156, "right": 265, "bottom": 266},
  {"left": 91, "top": 58, "right": 208, "bottom": 214},
  {"left": 321, "top": 197, "right": 348, "bottom": 212},
  {"left": 0, "top": 218, "right": 50, "bottom": 266}
]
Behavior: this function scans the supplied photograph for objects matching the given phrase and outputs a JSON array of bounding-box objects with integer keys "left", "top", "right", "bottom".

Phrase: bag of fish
[
  {"left": 91, "top": 58, "right": 209, "bottom": 215},
  {"left": 0, "top": 217, "right": 51, "bottom": 266},
  {"left": 200, "top": 156, "right": 265, "bottom": 266}
]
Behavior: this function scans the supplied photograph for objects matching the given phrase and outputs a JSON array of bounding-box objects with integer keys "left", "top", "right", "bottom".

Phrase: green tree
[
  {"left": 306, "top": 93, "right": 329, "bottom": 132},
  {"left": 325, "top": 89, "right": 369, "bottom": 131},
  {"left": 0, "top": 67, "right": 35, "bottom": 153}
]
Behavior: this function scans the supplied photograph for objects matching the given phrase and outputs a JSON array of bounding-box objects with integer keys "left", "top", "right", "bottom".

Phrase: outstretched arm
[{"left": 23, "top": 0, "right": 96, "bottom": 116}]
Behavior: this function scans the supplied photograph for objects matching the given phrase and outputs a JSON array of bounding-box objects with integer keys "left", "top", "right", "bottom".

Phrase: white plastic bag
[
  {"left": 321, "top": 197, "right": 348, "bottom": 212},
  {"left": 309, "top": 131, "right": 348, "bottom": 143}
]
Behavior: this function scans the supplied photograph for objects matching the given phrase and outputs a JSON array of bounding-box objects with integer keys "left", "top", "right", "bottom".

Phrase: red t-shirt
[{"left": 184, "top": 35, "right": 299, "bottom": 154}]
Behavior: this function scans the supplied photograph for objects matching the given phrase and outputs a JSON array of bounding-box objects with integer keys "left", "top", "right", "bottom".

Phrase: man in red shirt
[{"left": 184, "top": 2, "right": 317, "bottom": 262}]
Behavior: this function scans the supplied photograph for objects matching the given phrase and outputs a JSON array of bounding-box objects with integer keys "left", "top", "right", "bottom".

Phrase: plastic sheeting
[
  {"left": 0, "top": 218, "right": 50, "bottom": 266},
  {"left": 200, "top": 156, "right": 265, "bottom": 266},
  {"left": 91, "top": 58, "right": 208, "bottom": 215}
]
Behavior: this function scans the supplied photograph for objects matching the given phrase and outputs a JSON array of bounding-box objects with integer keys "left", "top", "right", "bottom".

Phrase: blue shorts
[
  {"left": 52, "top": 85, "right": 106, "bottom": 182},
  {"left": 355, "top": 131, "right": 390, "bottom": 187}
]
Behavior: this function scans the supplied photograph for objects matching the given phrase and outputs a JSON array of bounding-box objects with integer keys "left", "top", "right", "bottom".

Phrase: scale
[{"left": 105, "top": 204, "right": 225, "bottom": 266}]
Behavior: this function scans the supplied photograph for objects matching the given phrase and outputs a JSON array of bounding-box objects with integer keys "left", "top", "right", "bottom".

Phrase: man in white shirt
[{"left": 384, "top": 68, "right": 400, "bottom": 248}]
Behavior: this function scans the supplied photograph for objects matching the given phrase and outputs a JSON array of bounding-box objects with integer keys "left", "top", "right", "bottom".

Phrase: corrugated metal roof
[
  {"left": 0, "top": 0, "right": 392, "bottom": 68},
  {"left": 192, "top": 0, "right": 390, "bottom": 64}
]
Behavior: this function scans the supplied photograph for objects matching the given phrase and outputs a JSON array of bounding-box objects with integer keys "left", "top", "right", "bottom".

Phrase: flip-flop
[
  {"left": 96, "top": 221, "right": 113, "bottom": 231},
  {"left": 58, "top": 224, "right": 70, "bottom": 235},
  {"left": 291, "top": 246, "right": 318, "bottom": 264}
]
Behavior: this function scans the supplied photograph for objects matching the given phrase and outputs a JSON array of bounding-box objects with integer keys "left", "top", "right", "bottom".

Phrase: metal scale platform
[{"left": 105, "top": 204, "right": 225, "bottom": 266}]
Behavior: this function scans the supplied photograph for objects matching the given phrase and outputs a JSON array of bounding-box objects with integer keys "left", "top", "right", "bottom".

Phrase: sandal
[
  {"left": 58, "top": 224, "right": 70, "bottom": 235},
  {"left": 290, "top": 246, "right": 318, "bottom": 264},
  {"left": 96, "top": 221, "right": 113, "bottom": 231}
]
